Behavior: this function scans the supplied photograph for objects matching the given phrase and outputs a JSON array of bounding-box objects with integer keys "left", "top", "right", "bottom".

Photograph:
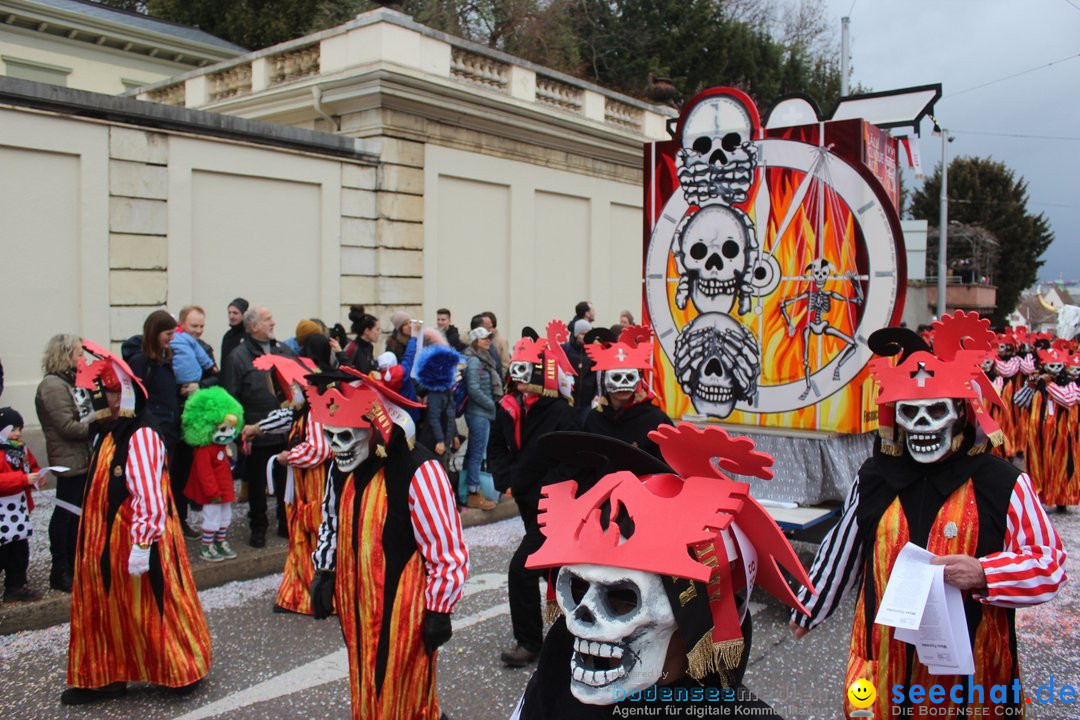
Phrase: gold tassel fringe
[
  {"left": 950, "top": 433, "right": 965, "bottom": 452},
  {"left": 544, "top": 599, "right": 561, "bottom": 624},
  {"left": 685, "top": 633, "right": 744, "bottom": 681},
  {"left": 987, "top": 429, "right": 1005, "bottom": 447},
  {"left": 375, "top": 444, "right": 387, "bottom": 458},
  {"left": 879, "top": 439, "right": 903, "bottom": 457}
]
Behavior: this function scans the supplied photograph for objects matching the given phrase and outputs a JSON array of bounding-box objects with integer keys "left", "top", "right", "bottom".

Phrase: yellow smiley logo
[{"left": 847, "top": 678, "right": 877, "bottom": 709}]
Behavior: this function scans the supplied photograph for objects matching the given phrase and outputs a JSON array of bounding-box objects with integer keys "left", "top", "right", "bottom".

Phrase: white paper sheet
[
  {"left": 874, "top": 543, "right": 937, "bottom": 630},
  {"left": 886, "top": 547, "right": 975, "bottom": 676}
]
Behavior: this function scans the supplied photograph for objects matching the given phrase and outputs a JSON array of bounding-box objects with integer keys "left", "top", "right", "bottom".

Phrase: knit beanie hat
[
  {"left": 295, "top": 319, "right": 323, "bottom": 346},
  {"left": 0, "top": 407, "right": 24, "bottom": 431},
  {"left": 390, "top": 310, "right": 411, "bottom": 332},
  {"left": 229, "top": 297, "right": 250, "bottom": 313}
]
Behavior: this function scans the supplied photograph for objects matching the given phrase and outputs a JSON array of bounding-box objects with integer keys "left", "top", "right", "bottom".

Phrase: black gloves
[
  {"left": 309, "top": 570, "right": 336, "bottom": 620},
  {"left": 422, "top": 611, "right": 453, "bottom": 655}
]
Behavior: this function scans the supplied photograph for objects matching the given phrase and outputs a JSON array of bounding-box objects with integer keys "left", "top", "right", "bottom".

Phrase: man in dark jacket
[
  {"left": 221, "top": 305, "right": 295, "bottom": 547},
  {"left": 561, "top": 321, "right": 596, "bottom": 423},
  {"left": 436, "top": 308, "right": 466, "bottom": 351},
  {"left": 220, "top": 297, "right": 249, "bottom": 364}
]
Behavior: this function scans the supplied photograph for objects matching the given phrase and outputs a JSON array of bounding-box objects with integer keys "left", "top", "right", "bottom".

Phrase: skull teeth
[
  {"left": 694, "top": 384, "right": 733, "bottom": 402},
  {"left": 693, "top": 277, "right": 738, "bottom": 297},
  {"left": 570, "top": 638, "right": 628, "bottom": 687}
]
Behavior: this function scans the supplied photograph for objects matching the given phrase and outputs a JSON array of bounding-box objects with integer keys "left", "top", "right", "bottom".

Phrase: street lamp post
[{"left": 938, "top": 127, "right": 948, "bottom": 316}]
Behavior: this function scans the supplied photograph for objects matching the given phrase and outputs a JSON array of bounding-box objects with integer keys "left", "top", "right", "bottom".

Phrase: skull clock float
[
  {"left": 511, "top": 423, "right": 815, "bottom": 717},
  {"left": 644, "top": 87, "right": 907, "bottom": 433}
]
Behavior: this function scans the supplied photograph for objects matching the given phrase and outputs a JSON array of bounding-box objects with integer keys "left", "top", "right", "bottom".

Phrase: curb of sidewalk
[{"left": 0, "top": 498, "right": 519, "bottom": 635}]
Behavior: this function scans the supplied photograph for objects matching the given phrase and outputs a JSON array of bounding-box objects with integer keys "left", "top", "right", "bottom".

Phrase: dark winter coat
[
  {"left": 583, "top": 399, "right": 673, "bottom": 460},
  {"left": 125, "top": 341, "right": 181, "bottom": 448},
  {"left": 488, "top": 394, "right": 578, "bottom": 500},
  {"left": 221, "top": 336, "right": 296, "bottom": 447}
]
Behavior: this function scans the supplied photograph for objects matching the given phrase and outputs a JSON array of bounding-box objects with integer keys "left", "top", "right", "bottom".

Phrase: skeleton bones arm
[{"left": 780, "top": 292, "right": 810, "bottom": 333}]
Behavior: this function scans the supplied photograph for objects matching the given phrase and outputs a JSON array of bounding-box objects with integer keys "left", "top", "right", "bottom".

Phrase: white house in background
[{"left": 0, "top": 0, "right": 243, "bottom": 94}]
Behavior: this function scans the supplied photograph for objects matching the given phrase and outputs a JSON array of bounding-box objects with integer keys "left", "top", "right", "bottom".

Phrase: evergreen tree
[{"left": 911, "top": 157, "right": 1053, "bottom": 326}]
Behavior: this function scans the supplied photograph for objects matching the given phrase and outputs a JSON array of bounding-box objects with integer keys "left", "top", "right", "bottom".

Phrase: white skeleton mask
[
  {"left": 323, "top": 425, "right": 372, "bottom": 473},
  {"left": 980, "top": 359, "right": 994, "bottom": 373},
  {"left": 673, "top": 313, "right": 760, "bottom": 419},
  {"left": 678, "top": 101, "right": 757, "bottom": 205},
  {"left": 71, "top": 386, "right": 94, "bottom": 423},
  {"left": 1045, "top": 362, "right": 1065, "bottom": 376},
  {"left": 212, "top": 418, "right": 237, "bottom": 445},
  {"left": 508, "top": 360, "right": 534, "bottom": 384},
  {"left": 997, "top": 343, "right": 1014, "bottom": 358},
  {"left": 1068, "top": 365, "right": 1080, "bottom": 381},
  {"left": 556, "top": 563, "right": 676, "bottom": 704},
  {"left": 894, "top": 398, "right": 962, "bottom": 463},
  {"left": 676, "top": 206, "right": 752, "bottom": 315},
  {"left": 604, "top": 369, "right": 640, "bottom": 395}
]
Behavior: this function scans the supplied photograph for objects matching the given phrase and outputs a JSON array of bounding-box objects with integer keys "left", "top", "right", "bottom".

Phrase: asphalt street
[{"left": 1, "top": 513, "right": 1077, "bottom": 719}]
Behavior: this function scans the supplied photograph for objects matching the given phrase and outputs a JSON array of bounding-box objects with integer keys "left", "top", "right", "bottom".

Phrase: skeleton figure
[
  {"left": 674, "top": 205, "right": 757, "bottom": 316},
  {"left": 322, "top": 425, "right": 372, "bottom": 473},
  {"left": 556, "top": 563, "right": 676, "bottom": 704},
  {"left": 673, "top": 313, "right": 760, "bottom": 418},
  {"left": 779, "top": 258, "right": 863, "bottom": 400},
  {"left": 676, "top": 103, "right": 758, "bottom": 206},
  {"left": 894, "top": 397, "right": 964, "bottom": 464},
  {"left": 603, "top": 368, "right": 640, "bottom": 394}
]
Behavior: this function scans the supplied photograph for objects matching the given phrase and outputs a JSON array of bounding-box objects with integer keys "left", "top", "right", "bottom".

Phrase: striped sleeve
[
  {"left": 409, "top": 459, "right": 470, "bottom": 613},
  {"left": 978, "top": 472, "right": 1067, "bottom": 608},
  {"left": 1046, "top": 382, "right": 1075, "bottom": 407},
  {"left": 286, "top": 416, "right": 331, "bottom": 469},
  {"left": 311, "top": 466, "right": 340, "bottom": 572},
  {"left": 258, "top": 407, "right": 295, "bottom": 436},
  {"left": 125, "top": 427, "right": 168, "bottom": 546},
  {"left": 792, "top": 478, "right": 864, "bottom": 629},
  {"left": 1019, "top": 355, "right": 1037, "bottom": 374}
]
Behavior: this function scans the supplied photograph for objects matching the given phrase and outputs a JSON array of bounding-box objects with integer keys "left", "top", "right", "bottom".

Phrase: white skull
[
  {"left": 674, "top": 313, "right": 759, "bottom": 419},
  {"left": 979, "top": 358, "right": 994, "bottom": 373},
  {"left": 323, "top": 425, "right": 372, "bottom": 473},
  {"left": 603, "top": 369, "right": 640, "bottom": 395},
  {"left": 508, "top": 360, "right": 534, "bottom": 384},
  {"left": 997, "top": 343, "right": 1014, "bottom": 358},
  {"left": 1045, "top": 362, "right": 1065, "bottom": 375},
  {"left": 1068, "top": 364, "right": 1080, "bottom": 380},
  {"left": 677, "top": 206, "right": 750, "bottom": 315},
  {"left": 556, "top": 564, "right": 676, "bottom": 705},
  {"left": 678, "top": 99, "right": 756, "bottom": 205},
  {"left": 71, "top": 386, "right": 94, "bottom": 423},
  {"left": 807, "top": 259, "right": 830, "bottom": 289},
  {"left": 895, "top": 398, "right": 961, "bottom": 463}
]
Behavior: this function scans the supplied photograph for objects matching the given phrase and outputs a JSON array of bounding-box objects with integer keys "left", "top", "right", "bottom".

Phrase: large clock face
[{"left": 647, "top": 136, "right": 902, "bottom": 417}]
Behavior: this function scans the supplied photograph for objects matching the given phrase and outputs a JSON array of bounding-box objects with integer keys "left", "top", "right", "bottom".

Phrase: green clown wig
[{"left": 181, "top": 386, "right": 244, "bottom": 447}]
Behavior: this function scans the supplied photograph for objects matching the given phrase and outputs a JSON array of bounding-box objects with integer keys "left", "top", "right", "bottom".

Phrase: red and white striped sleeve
[
  {"left": 409, "top": 459, "right": 470, "bottom": 613},
  {"left": 286, "top": 416, "right": 331, "bottom": 469},
  {"left": 1046, "top": 382, "right": 1075, "bottom": 407},
  {"left": 125, "top": 426, "right": 168, "bottom": 546},
  {"left": 978, "top": 472, "right": 1067, "bottom": 608}
]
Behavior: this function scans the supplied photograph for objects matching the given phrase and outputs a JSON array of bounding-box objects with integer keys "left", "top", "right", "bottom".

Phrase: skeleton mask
[
  {"left": 677, "top": 101, "right": 757, "bottom": 205},
  {"left": 508, "top": 361, "right": 534, "bottom": 385},
  {"left": 212, "top": 416, "right": 238, "bottom": 445},
  {"left": 673, "top": 313, "right": 760, "bottom": 418},
  {"left": 997, "top": 343, "right": 1014, "bottom": 359},
  {"left": 323, "top": 425, "right": 372, "bottom": 473},
  {"left": 71, "top": 386, "right": 94, "bottom": 423},
  {"left": 1045, "top": 362, "right": 1065, "bottom": 376},
  {"left": 894, "top": 398, "right": 962, "bottom": 463},
  {"left": 979, "top": 359, "right": 994, "bottom": 373},
  {"left": 676, "top": 206, "right": 752, "bottom": 315},
  {"left": 603, "top": 369, "right": 640, "bottom": 395},
  {"left": 807, "top": 259, "right": 831, "bottom": 289},
  {"left": 1068, "top": 364, "right": 1080, "bottom": 381},
  {"left": 556, "top": 563, "right": 676, "bottom": 704}
]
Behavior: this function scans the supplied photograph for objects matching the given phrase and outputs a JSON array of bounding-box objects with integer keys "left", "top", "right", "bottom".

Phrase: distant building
[
  {"left": 1007, "top": 283, "right": 1076, "bottom": 331},
  {"left": 0, "top": 0, "right": 243, "bottom": 94}
]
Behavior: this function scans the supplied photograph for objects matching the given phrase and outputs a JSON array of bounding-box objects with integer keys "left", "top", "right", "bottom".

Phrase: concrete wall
[
  {"left": 423, "top": 144, "right": 642, "bottom": 332},
  {"left": 0, "top": 101, "right": 375, "bottom": 439}
]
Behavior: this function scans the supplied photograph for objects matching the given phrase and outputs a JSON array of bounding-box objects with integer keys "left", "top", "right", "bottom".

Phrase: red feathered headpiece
[
  {"left": 527, "top": 423, "right": 813, "bottom": 675},
  {"left": 509, "top": 320, "right": 577, "bottom": 398},
  {"left": 870, "top": 311, "right": 1004, "bottom": 449},
  {"left": 76, "top": 340, "right": 146, "bottom": 418}
]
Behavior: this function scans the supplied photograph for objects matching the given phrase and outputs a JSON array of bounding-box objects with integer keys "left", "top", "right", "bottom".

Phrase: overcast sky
[{"left": 821, "top": 0, "right": 1080, "bottom": 284}]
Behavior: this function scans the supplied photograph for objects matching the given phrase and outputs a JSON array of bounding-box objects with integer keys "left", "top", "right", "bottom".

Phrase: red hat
[
  {"left": 527, "top": 423, "right": 812, "bottom": 677},
  {"left": 509, "top": 320, "right": 577, "bottom": 398},
  {"left": 870, "top": 311, "right": 1004, "bottom": 449},
  {"left": 585, "top": 324, "right": 654, "bottom": 372},
  {"left": 77, "top": 340, "right": 147, "bottom": 418},
  {"left": 1038, "top": 348, "right": 1068, "bottom": 366},
  {"left": 304, "top": 366, "right": 424, "bottom": 451},
  {"left": 254, "top": 355, "right": 316, "bottom": 407}
]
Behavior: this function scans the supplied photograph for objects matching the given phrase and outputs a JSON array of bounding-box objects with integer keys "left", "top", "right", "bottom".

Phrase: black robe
[{"left": 583, "top": 399, "right": 673, "bottom": 460}]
